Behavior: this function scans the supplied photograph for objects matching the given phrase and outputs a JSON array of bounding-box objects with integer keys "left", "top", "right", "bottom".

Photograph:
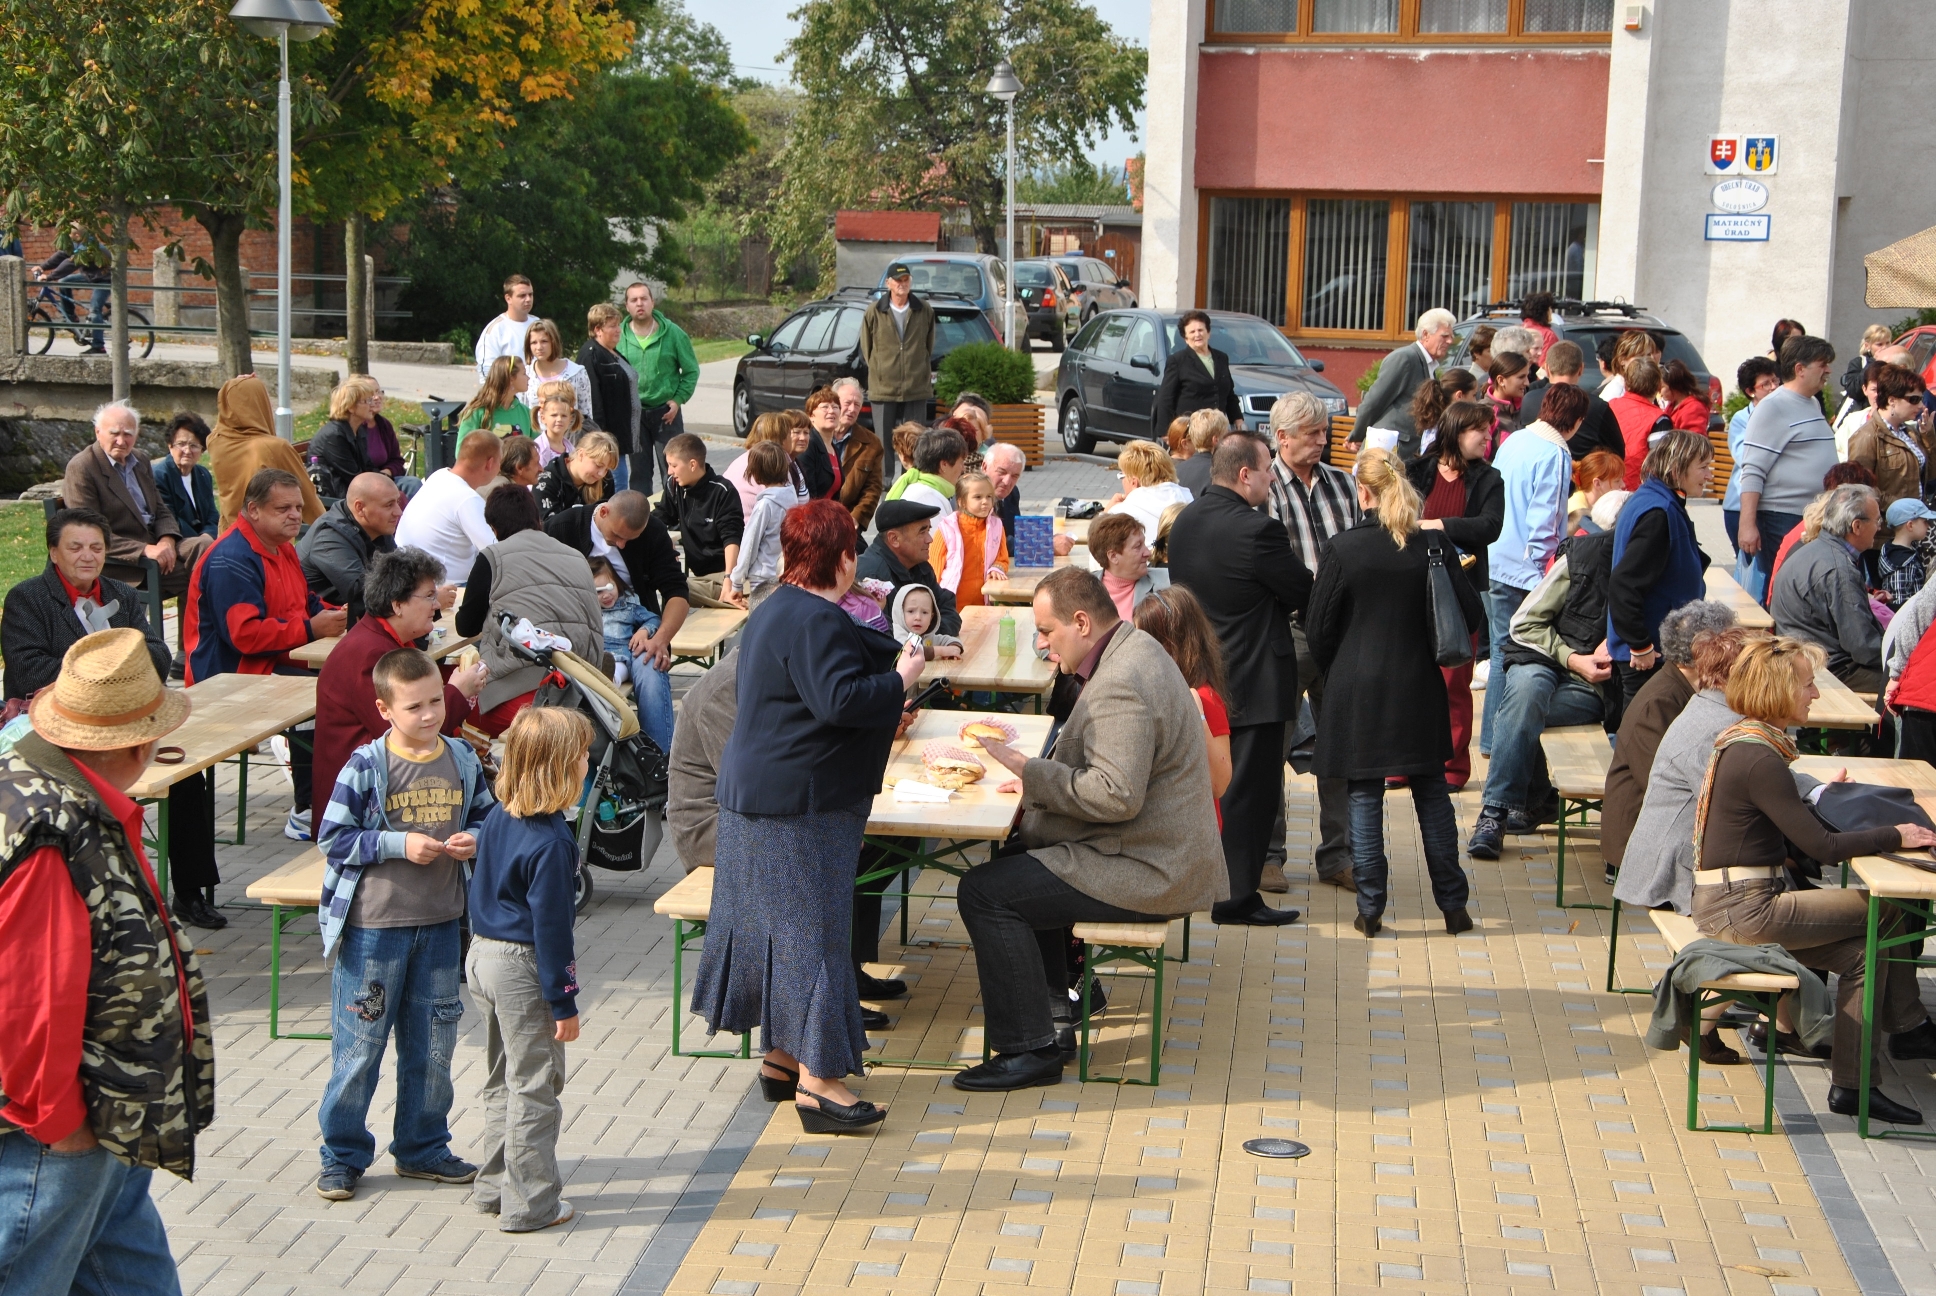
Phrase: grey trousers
[
  {"left": 466, "top": 937, "right": 568, "bottom": 1231},
  {"left": 1267, "top": 625, "right": 1352, "bottom": 879}
]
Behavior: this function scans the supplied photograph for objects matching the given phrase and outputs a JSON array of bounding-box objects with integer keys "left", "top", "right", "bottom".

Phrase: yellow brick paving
[{"left": 663, "top": 775, "right": 1858, "bottom": 1295}]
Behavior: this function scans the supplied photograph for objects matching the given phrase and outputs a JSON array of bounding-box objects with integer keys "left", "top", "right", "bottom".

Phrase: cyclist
[{"left": 30, "top": 223, "right": 110, "bottom": 353}]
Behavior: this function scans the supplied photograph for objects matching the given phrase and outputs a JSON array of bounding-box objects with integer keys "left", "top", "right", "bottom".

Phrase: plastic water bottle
[{"left": 997, "top": 611, "right": 1017, "bottom": 657}]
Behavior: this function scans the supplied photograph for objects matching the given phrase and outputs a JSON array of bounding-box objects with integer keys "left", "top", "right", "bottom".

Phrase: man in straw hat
[{"left": 0, "top": 628, "right": 212, "bottom": 1292}]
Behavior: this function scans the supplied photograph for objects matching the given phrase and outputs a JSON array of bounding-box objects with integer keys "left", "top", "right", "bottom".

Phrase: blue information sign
[{"left": 1705, "top": 214, "right": 1771, "bottom": 242}]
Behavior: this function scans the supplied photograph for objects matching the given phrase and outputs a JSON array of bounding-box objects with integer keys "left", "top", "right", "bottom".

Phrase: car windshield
[
  {"left": 1015, "top": 263, "right": 1054, "bottom": 287},
  {"left": 1565, "top": 328, "right": 1706, "bottom": 376},
  {"left": 1165, "top": 317, "right": 1308, "bottom": 367},
  {"left": 903, "top": 262, "right": 985, "bottom": 300},
  {"left": 935, "top": 311, "right": 996, "bottom": 355}
]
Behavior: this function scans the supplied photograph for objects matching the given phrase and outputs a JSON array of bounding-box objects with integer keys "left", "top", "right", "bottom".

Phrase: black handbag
[{"left": 1424, "top": 533, "right": 1473, "bottom": 668}]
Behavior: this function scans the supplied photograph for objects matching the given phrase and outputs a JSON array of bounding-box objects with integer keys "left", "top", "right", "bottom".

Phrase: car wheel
[
  {"left": 1060, "top": 395, "right": 1096, "bottom": 455},
  {"left": 1049, "top": 326, "right": 1065, "bottom": 354},
  {"left": 732, "top": 381, "right": 753, "bottom": 437}
]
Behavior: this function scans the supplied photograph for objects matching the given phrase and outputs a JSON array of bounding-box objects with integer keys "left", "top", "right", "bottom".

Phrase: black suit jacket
[
  {"left": 1, "top": 566, "right": 170, "bottom": 700},
  {"left": 1523, "top": 383, "right": 1623, "bottom": 460},
  {"left": 1165, "top": 485, "right": 1313, "bottom": 727},
  {"left": 543, "top": 505, "right": 691, "bottom": 614},
  {"left": 1153, "top": 346, "right": 1243, "bottom": 433},
  {"left": 151, "top": 459, "right": 219, "bottom": 538}
]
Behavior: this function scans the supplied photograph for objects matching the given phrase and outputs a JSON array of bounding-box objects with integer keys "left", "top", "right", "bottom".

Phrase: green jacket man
[{"left": 617, "top": 282, "right": 700, "bottom": 494}]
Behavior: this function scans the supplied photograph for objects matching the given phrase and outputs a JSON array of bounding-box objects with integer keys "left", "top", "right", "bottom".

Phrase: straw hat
[{"left": 30, "top": 629, "right": 190, "bottom": 751}]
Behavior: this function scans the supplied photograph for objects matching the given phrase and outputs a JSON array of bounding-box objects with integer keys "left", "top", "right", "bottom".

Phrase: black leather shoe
[
  {"left": 1054, "top": 1024, "right": 1078, "bottom": 1060},
  {"left": 1749, "top": 1022, "right": 1832, "bottom": 1059},
  {"left": 953, "top": 1048, "right": 1064, "bottom": 1091},
  {"left": 860, "top": 1007, "right": 891, "bottom": 1031},
  {"left": 1212, "top": 898, "right": 1302, "bottom": 926},
  {"left": 1443, "top": 908, "right": 1473, "bottom": 935},
  {"left": 1828, "top": 1085, "right": 1924, "bottom": 1124},
  {"left": 855, "top": 972, "right": 908, "bottom": 1000},
  {"left": 1890, "top": 1019, "right": 1936, "bottom": 1061},
  {"left": 1353, "top": 914, "right": 1381, "bottom": 937},
  {"left": 758, "top": 1063, "right": 798, "bottom": 1102},
  {"left": 796, "top": 1090, "right": 886, "bottom": 1133},
  {"left": 175, "top": 894, "right": 227, "bottom": 930}
]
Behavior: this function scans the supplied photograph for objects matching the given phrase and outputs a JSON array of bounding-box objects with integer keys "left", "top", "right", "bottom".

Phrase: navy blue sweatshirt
[{"left": 469, "top": 807, "right": 580, "bottom": 1019}]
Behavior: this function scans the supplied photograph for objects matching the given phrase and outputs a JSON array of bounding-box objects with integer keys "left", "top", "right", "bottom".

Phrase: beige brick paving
[{"left": 659, "top": 773, "right": 1866, "bottom": 1296}]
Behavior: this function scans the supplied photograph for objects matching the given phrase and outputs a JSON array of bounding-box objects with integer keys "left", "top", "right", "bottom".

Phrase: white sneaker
[
  {"left": 1471, "top": 659, "right": 1490, "bottom": 690},
  {"left": 284, "top": 808, "right": 313, "bottom": 841}
]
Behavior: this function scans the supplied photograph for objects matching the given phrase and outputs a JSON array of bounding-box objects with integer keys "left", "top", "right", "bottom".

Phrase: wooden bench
[
  {"left": 1649, "top": 908, "right": 1798, "bottom": 1135},
  {"left": 244, "top": 849, "right": 329, "bottom": 1041},
  {"left": 1069, "top": 920, "right": 1176, "bottom": 1086},
  {"left": 653, "top": 868, "right": 750, "bottom": 1061},
  {"left": 1538, "top": 725, "right": 1613, "bottom": 913}
]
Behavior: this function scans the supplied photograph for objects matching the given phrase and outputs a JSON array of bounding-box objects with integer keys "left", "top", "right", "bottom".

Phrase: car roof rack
[
  {"left": 1471, "top": 298, "right": 1649, "bottom": 319},
  {"left": 822, "top": 286, "right": 983, "bottom": 306}
]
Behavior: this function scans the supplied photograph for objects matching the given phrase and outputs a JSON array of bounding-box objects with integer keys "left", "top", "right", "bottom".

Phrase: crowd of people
[{"left": 15, "top": 268, "right": 1936, "bottom": 1293}]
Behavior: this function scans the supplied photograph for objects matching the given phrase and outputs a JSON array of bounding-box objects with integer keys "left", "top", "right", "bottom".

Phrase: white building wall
[
  {"left": 1139, "top": 0, "right": 1204, "bottom": 311},
  {"left": 1599, "top": 2, "right": 1936, "bottom": 391}
]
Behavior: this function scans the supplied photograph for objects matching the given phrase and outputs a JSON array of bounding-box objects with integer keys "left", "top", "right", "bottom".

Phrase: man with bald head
[{"left": 301, "top": 472, "right": 455, "bottom": 627}]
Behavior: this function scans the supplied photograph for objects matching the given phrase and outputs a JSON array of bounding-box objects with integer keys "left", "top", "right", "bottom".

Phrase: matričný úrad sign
[{"left": 1705, "top": 214, "right": 1771, "bottom": 242}]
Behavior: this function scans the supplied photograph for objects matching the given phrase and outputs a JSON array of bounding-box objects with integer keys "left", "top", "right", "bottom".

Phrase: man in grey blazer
[
  {"left": 951, "top": 567, "right": 1228, "bottom": 1092},
  {"left": 1347, "top": 307, "right": 1457, "bottom": 463},
  {"left": 62, "top": 399, "right": 213, "bottom": 596}
]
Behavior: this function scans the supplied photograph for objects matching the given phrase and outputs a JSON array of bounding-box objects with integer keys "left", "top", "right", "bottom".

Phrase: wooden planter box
[{"left": 990, "top": 401, "right": 1046, "bottom": 467}]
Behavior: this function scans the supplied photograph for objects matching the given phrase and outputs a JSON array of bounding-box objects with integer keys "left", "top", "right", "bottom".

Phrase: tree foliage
[
  {"left": 1016, "top": 157, "right": 1132, "bottom": 206},
  {"left": 382, "top": 60, "right": 752, "bottom": 346},
  {"left": 773, "top": 0, "right": 1144, "bottom": 275}
]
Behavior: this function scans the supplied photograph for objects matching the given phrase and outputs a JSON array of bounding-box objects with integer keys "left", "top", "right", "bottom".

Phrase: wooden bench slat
[
  {"left": 655, "top": 867, "right": 714, "bottom": 919},
  {"left": 1648, "top": 909, "right": 1800, "bottom": 991},
  {"left": 1072, "top": 921, "right": 1169, "bottom": 948},
  {"left": 245, "top": 849, "right": 326, "bottom": 906}
]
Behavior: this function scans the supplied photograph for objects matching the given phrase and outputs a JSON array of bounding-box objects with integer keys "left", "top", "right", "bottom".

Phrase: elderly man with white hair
[
  {"left": 62, "top": 399, "right": 215, "bottom": 597},
  {"left": 1770, "top": 482, "right": 1888, "bottom": 690},
  {"left": 1349, "top": 307, "right": 1455, "bottom": 463},
  {"left": 827, "top": 375, "right": 886, "bottom": 530}
]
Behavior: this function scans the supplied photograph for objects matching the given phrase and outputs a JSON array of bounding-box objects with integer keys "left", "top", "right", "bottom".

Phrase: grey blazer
[
  {"left": 1612, "top": 690, "right": 1820, "bottom": 915},
  {"left": 1349, "top": 341, "right": 1435, "bottom": 462},
  {"left": 1017, "top": 625, "right": 1228, "bottom": 916}
]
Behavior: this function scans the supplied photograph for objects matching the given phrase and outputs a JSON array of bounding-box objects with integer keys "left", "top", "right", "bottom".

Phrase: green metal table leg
[
  {"left": 155, "top": 794, "right": 171, "bottom": 897},
  {"left": 236, "top": 749, "right": 249, "bottom": 844},
  {"left": 668, "top": 916, "right": 750, "bottom": 1059},
  {"left": 1555, "top": 796, "right": 1608, "bottom": 911},
  {"left": 270, "top": 902, "right": 283, "bottom": 1039},
  {"left": 1860, "top": 893, "right": 1881, "bottom": 1139},
  {"left": 1604, "top": 898, "right": 1648, "bottom": 994}
]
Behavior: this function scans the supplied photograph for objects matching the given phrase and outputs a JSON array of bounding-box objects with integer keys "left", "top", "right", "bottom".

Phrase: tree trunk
[
  {"left": 194, "top": 207, "right": 254, "bottom": 379},
  {"left": 345, "top": 213, "right": 368, "bottom": 375},
  {"left": 108, "top": 206, "right": 131, "bottom": 401}
]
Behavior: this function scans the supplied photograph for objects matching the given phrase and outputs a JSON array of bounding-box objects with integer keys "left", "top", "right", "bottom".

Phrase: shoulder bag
[{"left": 1424, "top": 533, "right": 1474, "bottom": 668}]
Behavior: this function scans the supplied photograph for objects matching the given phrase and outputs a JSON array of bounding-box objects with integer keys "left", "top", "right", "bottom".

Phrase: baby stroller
[{"left": 494, "top": 612, "right": 668, "bottom": 913}]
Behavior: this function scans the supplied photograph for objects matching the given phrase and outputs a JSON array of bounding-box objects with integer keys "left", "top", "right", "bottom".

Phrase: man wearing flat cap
[
  {"left": 859, "top": 262, "right": 937, "bottom": 481},
  {"left": 0, "top": 628, "right": 212, "bottom": 1293},
  {"left": 856, "top": 498, "right": 959, "bottom": 636}
]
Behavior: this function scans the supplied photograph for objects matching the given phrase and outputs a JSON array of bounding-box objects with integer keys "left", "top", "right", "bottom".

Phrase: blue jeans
[
  {"left": 610, "top": 609, "right": 674, "bottom": 753},
  {"left": 1347, "top": 774, "right": 1467, "bottom": 922},
  {"left": 318, "top": 918, "right": 464, "bottom": 1174},
  {"left": 1747, "top": 508, "right": 1804, "bottom": 605},
  {"left": 0, "top": 1132, "right": 179, "bottom": 1296},
  {"left": 1480, "top": 662, "right": 1605, "bottom": 814},
  {"left": 1479, "top": 581, "right": 1532, "bottom": 758}
]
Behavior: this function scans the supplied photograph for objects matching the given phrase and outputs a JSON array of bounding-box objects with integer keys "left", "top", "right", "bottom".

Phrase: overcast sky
[{"left": 703, "top": 0, "right": 1150, "bottom": 173}]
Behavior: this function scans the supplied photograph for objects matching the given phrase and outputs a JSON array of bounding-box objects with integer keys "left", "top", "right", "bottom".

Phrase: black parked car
[
  {"left": 1047, "top": 254, "right": 1137, "bottom": 321},
  {"left": 1452, "top": 300, "right": 1723, "bottom": 428},
  {"left": 1053, "top": 309, "right": 1348, "bottom": 453},
  {"left": 732, "top": 290, "right": 998, "bottom": 435},
  {"left": 1014, "top": 259, "right": 1080, "bottom": 351}
]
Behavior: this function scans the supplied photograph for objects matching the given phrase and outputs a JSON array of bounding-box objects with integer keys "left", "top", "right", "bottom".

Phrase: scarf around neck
[{"left": 1691, "top": 719, "right": 1799, "bottom": 873}]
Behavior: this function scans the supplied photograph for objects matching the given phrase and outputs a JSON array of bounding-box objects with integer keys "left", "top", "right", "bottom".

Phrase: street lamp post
[
  {"left": 228, "top": 0, "right": 335, "bottom": 439},
  {"left": 985, "top": 59, "right": 1022, "bottom": 352}
]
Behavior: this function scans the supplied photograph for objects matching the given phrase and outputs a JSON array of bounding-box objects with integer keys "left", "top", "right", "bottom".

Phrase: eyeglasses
[{"left": 410, "top": 588, "right": 439, "bottom": 603}]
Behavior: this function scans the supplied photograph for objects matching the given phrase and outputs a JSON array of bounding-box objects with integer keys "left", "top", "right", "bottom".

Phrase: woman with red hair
[{"left": 691, "top": 499, "right": 927, "bottom": 1135}]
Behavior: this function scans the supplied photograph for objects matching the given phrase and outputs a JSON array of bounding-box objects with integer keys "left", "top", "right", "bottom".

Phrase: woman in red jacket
[
  {"left": 310, "top": 548, "right": 487, "bottom": 838},
  {"left": 1610, "top": 356, "right": 1670, "bottom": 489},
  {"left": 1662, "top": 359, "right": 1711, "bottom": 435}
]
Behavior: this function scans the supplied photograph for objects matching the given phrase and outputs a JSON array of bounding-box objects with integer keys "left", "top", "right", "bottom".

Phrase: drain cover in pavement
[{"left": 1242, "top": 1138, "right": 1310, "bottom": 1159}]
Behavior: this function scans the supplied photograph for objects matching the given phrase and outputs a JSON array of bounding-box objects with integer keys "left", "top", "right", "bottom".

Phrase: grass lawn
[
  {"left": 292, "top": 396, "right": 427, "bottom": 444},
  {"left": 692, "top": 338, "right": 752, "bottom": 365},
  {"left": 0, "top": 502, "right": 48, "bottom": 661}
]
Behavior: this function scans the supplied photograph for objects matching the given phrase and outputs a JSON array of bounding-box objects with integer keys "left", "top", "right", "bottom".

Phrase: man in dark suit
[
  {"left": 1522, "top": 339, "right": 1624, "bottom": 460},
  {"left": 63, "top": 400, "right": 215, "bottom": 596},
  {"left": 1166, "top": 432, "right": 1314, "bottom": 925},
  {"left": 1348, "top": 307, "right": 1456, "bottom": 463}
]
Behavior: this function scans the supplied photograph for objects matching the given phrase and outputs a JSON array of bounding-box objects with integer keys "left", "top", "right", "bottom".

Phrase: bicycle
[{"left": 27, "top": 285, "right": 155, "bottom": 359}]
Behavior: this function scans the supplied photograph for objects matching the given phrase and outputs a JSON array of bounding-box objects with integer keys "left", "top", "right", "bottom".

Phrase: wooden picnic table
[
  {"left": 864, "top": 709, "right": 1056, "bottom": 841},
  {"left": 1056, "top": 515, "right": 1092, "bottom": 545},
  {"left": 984, "top": 554, "right": 1080, "bottom": 606},
  {"left": 669, "top": 607, "right": 747, "bottom": 668},
  {"left": 1809, "top": 666, "right": 1879, "bottom": 730},
  {"left": 1703, "top": 567, "right": 1773, "bottom": 629},
  {"left": 130, "top": 673, "right": 318, "bottom": 892},
  {"left": 244, "top": 849, "right": 329, "bottom": 1040},
  {"left": 1848, "top": 853, "right": 1936, "bottom": 1138},
  {"left": 918, "top": 606, "right": 1056, "bottom": 703},
  {"left": 288, "top": 625, "right": 478, "bottom": 669}
]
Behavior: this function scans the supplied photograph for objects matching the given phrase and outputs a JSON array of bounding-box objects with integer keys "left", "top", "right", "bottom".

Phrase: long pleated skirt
[{"left": 689, "top": 805, "right": 870, "bottom": 1078}]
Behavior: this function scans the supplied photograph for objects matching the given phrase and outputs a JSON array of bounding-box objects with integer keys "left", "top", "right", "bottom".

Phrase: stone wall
[
  {"left": 663, "top": 301, "right": 793, "bottom": 341},
  {"left": 0, "top": 417, "right": 180, "bottom": 497}
]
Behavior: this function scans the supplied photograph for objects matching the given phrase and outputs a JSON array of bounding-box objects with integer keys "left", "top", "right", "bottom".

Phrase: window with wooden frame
[
  {"left": 1199, "top": 194, "right": 1598, "bottom": 341},
  {"left": 1207, "top": 0, "right": 1613, "bottom": 42}
]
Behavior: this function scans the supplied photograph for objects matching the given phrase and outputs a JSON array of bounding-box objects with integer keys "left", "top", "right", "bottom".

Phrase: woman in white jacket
[{"left": 1103, "top": 439, "right": 1193, "bottom": 548}]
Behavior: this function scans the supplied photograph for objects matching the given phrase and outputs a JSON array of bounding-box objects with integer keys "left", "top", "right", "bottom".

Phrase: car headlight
[{"left": 1323, "top": 396, "right": 1346, "bottom": 414}]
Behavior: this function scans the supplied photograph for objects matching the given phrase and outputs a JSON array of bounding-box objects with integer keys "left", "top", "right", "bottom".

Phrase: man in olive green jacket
[
  {"left": 617, "top": 281, "right": 700, "bottom": 496},
  {"left": 859, "top": 263, "right": 936, "bottom": 479}
]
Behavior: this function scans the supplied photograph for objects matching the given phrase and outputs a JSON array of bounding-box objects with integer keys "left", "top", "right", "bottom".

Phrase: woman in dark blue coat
[
  {"left": 152, "top": 412, "right": 220, "bottom": 538},
  {"left": 1152, "top": 310, "right": 1244, "bottom": 434},
  {"left": 692, "top": 499, "right": 926, "bottom": 1134}
]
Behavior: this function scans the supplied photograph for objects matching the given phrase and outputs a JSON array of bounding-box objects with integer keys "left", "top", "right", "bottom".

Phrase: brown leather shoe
[
  {"left": 1317, "top": 871, "right": 1357, "bottom": 892},
  {"left": 1259, "top": 863, "right": 1291, "bottom": 893}
]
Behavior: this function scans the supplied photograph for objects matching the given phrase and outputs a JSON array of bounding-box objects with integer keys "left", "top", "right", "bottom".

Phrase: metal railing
[{"left": 42, "top": 266, "right": 414, "bottom": 339}]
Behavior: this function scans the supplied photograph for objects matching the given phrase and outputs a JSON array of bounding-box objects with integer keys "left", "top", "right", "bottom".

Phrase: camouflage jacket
[{"left": 0, "top": 733, "right": 215, "bottom": 1179}]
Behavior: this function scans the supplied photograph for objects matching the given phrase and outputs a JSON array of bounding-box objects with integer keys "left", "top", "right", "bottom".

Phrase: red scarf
[{"left": 55, "top": 567, "right": 102, "bottom": 609}]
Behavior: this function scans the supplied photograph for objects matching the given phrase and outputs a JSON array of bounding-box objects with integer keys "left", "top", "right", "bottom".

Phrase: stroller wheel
[{"left": 574, "top": 865, "right": 594, "bottom": 915}]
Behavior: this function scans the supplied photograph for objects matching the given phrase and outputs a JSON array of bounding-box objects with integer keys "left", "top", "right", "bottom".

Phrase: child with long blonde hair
[{"left": 467, "top": 706, "right": 595, "bottom": 1233}]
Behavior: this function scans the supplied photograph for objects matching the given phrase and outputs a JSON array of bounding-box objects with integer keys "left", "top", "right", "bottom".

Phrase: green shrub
[
  {"left": 443, "top": 324, "right": 474, "bottom": 356},
  {"left": 936, "top": 342, "right": 1036, "bottom": 406},
  {"left": 1357, "top": 357, "right": 1380, "bottom": 397},
  {"left": 1721, "top": 390, "right": 1749, "bottom": 424}
]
